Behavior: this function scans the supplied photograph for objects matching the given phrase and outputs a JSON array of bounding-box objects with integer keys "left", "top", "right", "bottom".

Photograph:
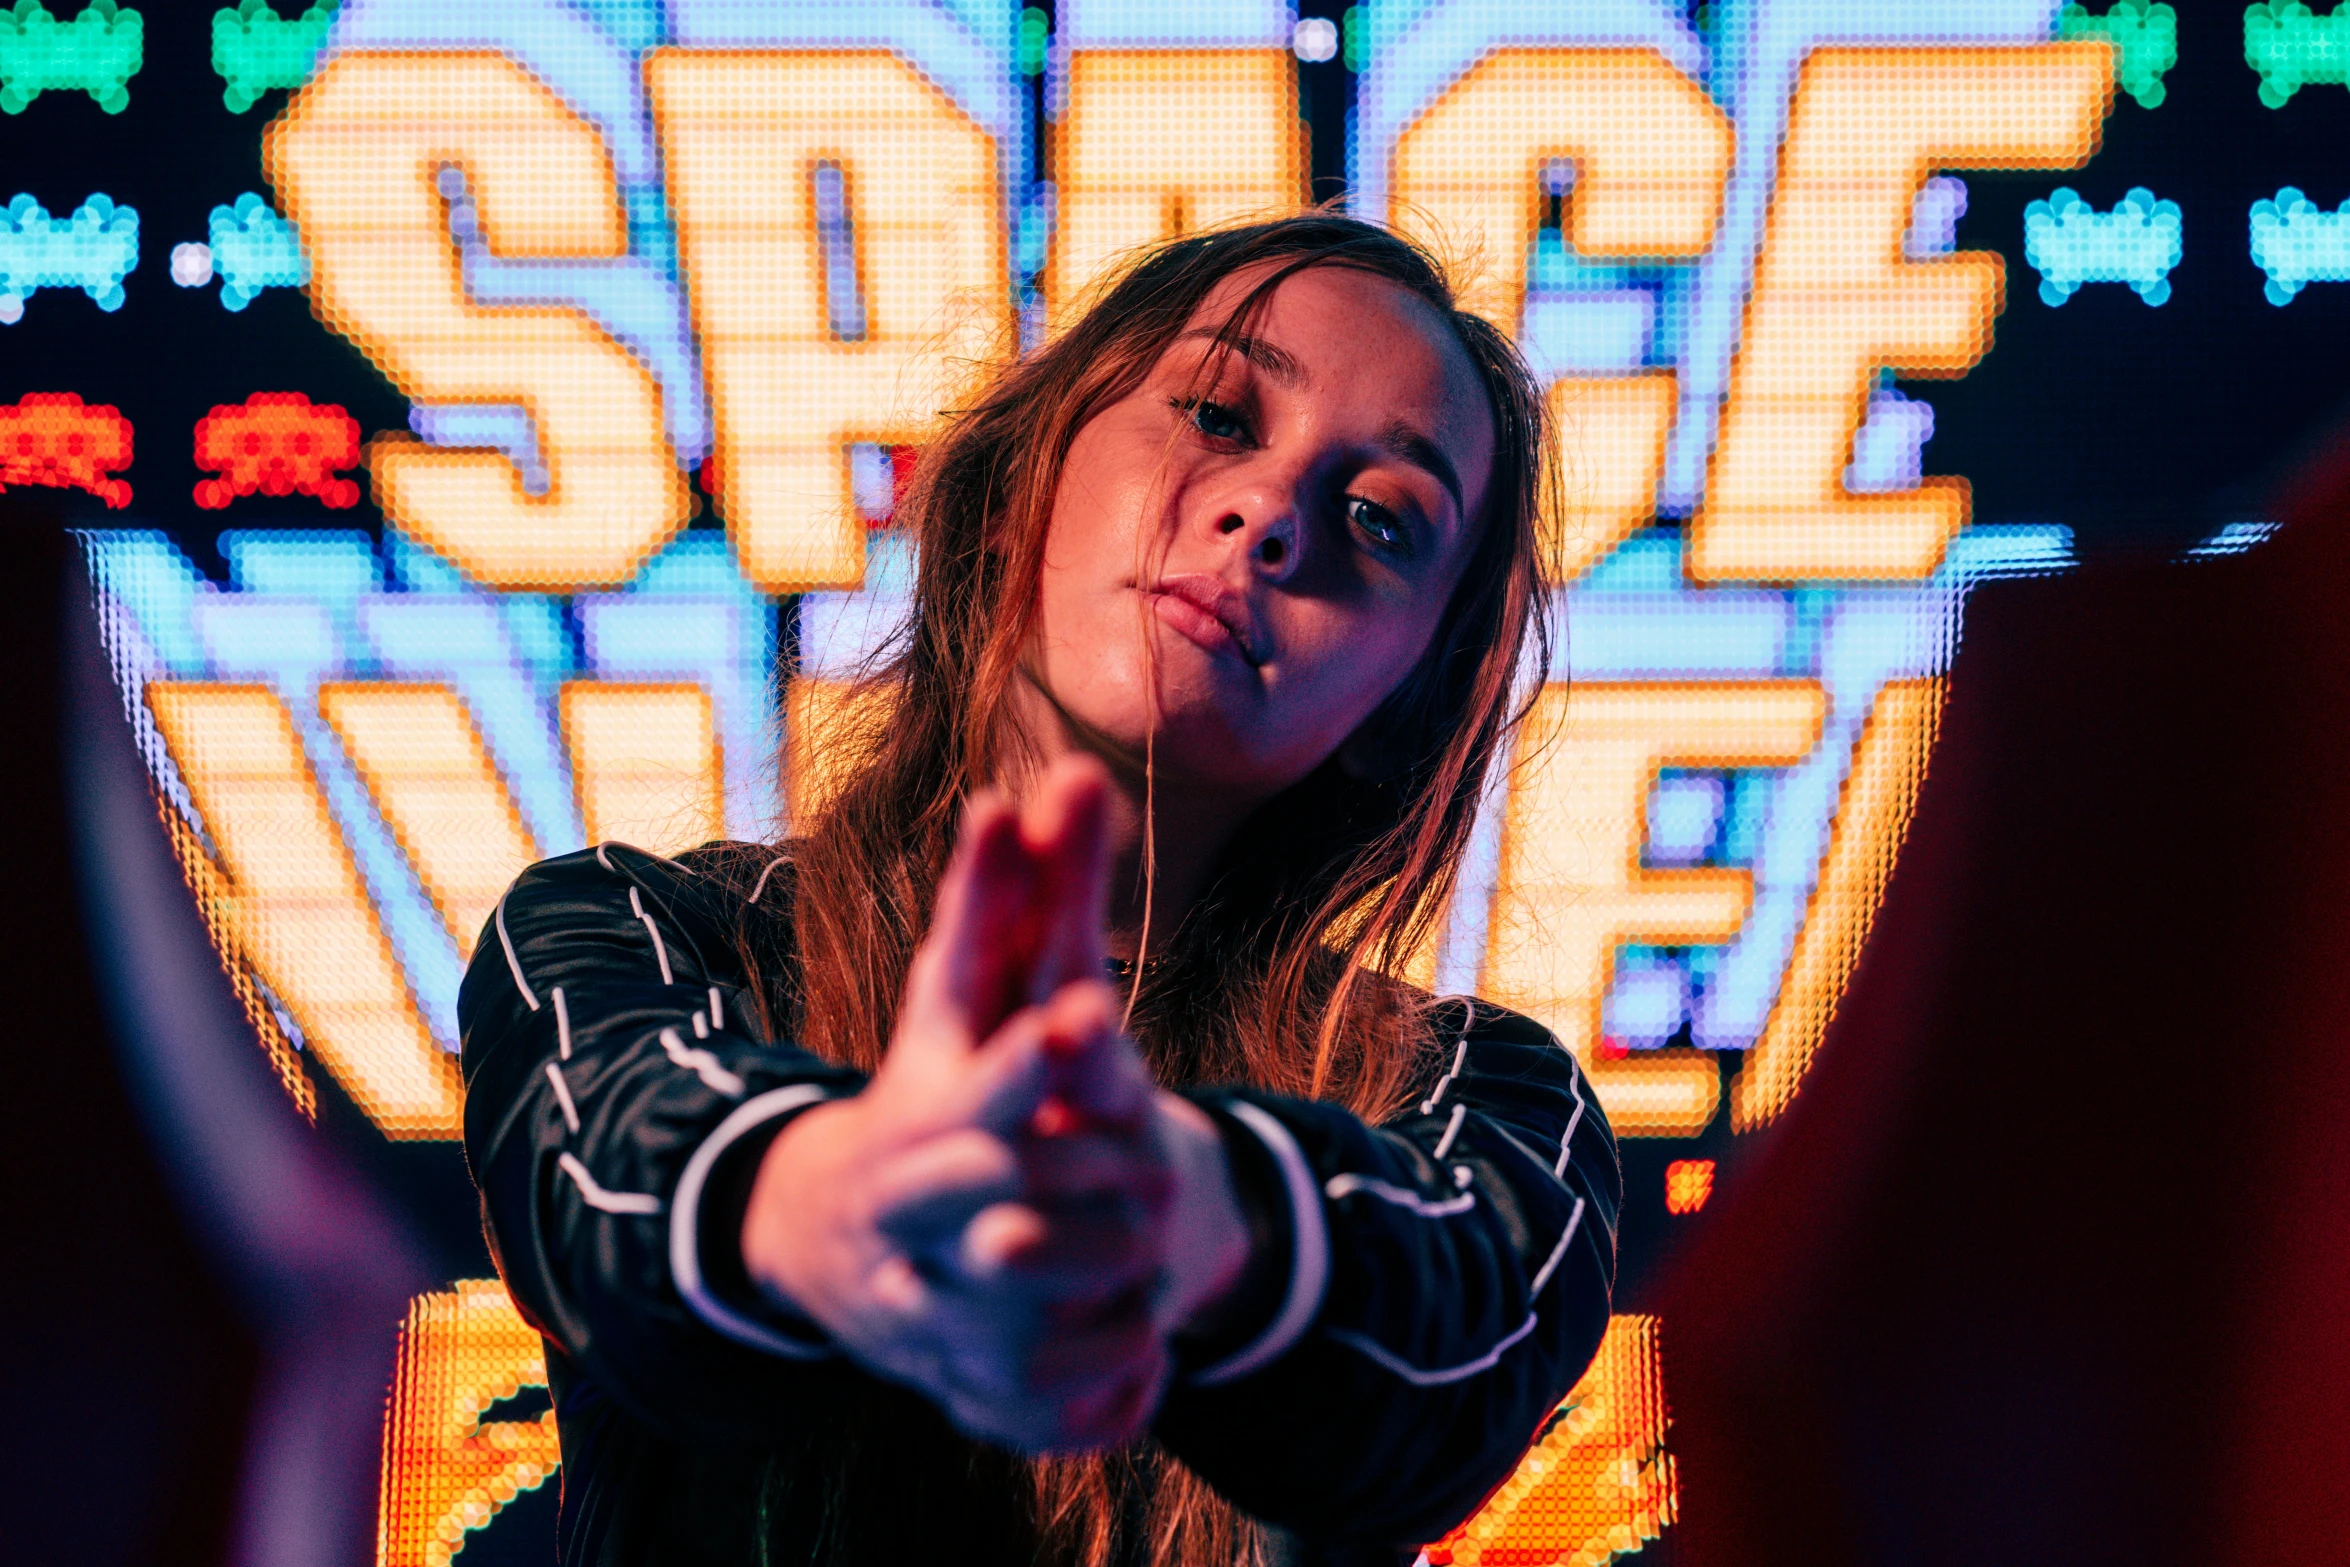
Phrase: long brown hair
[{"left": 739, "top": 212, "right": 1557, "bottom": 1566}]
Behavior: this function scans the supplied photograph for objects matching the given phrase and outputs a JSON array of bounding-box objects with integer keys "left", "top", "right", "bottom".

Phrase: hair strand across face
[{"left": 721, "top": 209, "right": 1561, "bottom": 1567}]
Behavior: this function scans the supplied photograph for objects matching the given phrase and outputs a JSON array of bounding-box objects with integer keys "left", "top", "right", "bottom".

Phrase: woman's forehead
[
  {"left": 1176, "top": 262, "right": 1495, "bottom": 511},
  {"left": 1184, "top": 261, "right": 1446, "bottom": 356}
]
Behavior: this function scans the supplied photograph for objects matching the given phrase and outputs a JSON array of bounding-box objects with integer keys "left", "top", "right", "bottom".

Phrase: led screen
[{"left": 8, "top": 3, "right": 2337, "bottom": 1562}]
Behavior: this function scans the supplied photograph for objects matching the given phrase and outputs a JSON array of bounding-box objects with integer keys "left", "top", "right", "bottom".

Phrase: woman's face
[{"left": 1027, "top": 263, "right": 1497, "bottom": 807}]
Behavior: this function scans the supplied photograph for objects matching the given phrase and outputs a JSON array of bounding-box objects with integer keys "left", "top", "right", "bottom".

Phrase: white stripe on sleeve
[
  {"left": 544, "top": 1061, "right": 581, "bottom": 1133},
  {"left": 628, "top": 886, "right": 675, "bottom": 985},
  {"left": 1527, "top": 1196, "right": 1588, "bottom": 1297},
  {"left": 1419, "top": 1035, "right": 1468, "bottom": 1116},
  {"left": 1430, "top": 1102, "right": 1467, "bottom": 1160},
  {"left": 1188, "top": 1101, "right": 1332, "bottom": 1387},
  {"left": 660, "top": 1027, "right": 745, "bottom": 1098},
  {"left": 495, "top": 896, "right": 539, "bottom": 1011},
  {"left": 670, "top": 1085, "right": 838, "bottom": 1359},
  {"left": 558, "top": 1152, "right": 661, "bottom": 1216},
  {"left": 1323, "top": 1172, "right": 1476, "bottom": 1218},
  {"left": 1327, "top": 1310, "right": 1539, "bottom": 1388},
  {"left": 1553, "top": 1066, "right": 1589, "bottom": 1178}
]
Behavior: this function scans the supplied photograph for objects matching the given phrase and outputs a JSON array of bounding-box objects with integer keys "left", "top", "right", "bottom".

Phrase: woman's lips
[{"left": 1146, "top": 575, "right": 1261, "bottom": 666}]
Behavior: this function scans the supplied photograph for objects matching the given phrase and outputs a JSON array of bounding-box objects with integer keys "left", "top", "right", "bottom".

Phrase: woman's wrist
[
  {"left": 1165, "top": 1095, "right": 1299, "bottom": 1371},
  {"left": 739, "top": 1095, "right": 863, "bottom": 1321},
  {"left": 1153, "top": 1091, "right": 1256, "bottom": 1341}
]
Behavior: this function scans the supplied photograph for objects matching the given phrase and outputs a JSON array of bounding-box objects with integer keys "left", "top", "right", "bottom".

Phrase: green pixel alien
[
  {"left": 213, "top": 0, "right": 337, "bottom": 115},
  {"left": 0, "top": 0, "right": 142, "bottom": 115}
]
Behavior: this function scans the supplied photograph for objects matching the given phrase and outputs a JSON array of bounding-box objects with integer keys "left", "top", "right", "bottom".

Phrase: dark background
[
  {"left": 0, "top": 516, "right": 260, "bottom": 1567},
  {"left": 1652, "top": 412, "right": 2350, "bottom": 1567}
]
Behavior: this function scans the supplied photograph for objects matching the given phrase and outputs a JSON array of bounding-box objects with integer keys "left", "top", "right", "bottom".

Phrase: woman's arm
[
  {"left": 1152, "top": 999, "right": 1621, "bottom": 1548},
  {"left": 459, "top": 842, "right": 866, "bottom": 1444},
  {"left": 470, "top": 764, "right": 1218, "bottom": 1456}
]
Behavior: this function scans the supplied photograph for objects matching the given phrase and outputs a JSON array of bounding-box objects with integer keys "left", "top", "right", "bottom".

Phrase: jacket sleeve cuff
[
  {"left": 1181, "top": 1096, "right": 1331, "bottom": 1387},
  {"left": 668, "top": 1084, "right": 839, "bottom": 1360}
]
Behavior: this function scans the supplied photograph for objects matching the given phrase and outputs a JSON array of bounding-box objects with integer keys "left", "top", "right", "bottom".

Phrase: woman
[{"left": 462, "top": 213, "right": 1620, "bottom": 1567}]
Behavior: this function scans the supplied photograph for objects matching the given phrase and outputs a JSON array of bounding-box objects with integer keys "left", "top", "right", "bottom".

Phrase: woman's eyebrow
[
  {"left": 1172, "top": 328, "right": 1462, "bottom": 515},
  {"left": 1174, "top": 328, "right": 1306, "bottom": 388},
  {"left": 1376, "top": 419, "right": 1463, "bottom": 517}
]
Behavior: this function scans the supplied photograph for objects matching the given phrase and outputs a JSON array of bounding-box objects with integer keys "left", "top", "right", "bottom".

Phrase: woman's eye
[
  {"left": 1177, "top": 398, "right": 1250, "bottom": 444},
  {"left": 1347, "top": 495, "right": 1412, "bottom": 556}
]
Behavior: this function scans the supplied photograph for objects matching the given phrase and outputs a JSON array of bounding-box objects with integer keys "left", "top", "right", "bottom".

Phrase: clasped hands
[{"left": 742, "top": 757, "right": 1252, "bottom": 1451}]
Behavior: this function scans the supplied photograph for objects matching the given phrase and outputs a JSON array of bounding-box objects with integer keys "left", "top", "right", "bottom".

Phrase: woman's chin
[
  {"left": 1047, "top": 698, "right": 1256, "bottom": 786},
  {"left": 1031, "top": 660, "right": 1303, "bottom": 790},
  {"left": 1145, "top": 707, "right": 1324, "bottom": 796}
]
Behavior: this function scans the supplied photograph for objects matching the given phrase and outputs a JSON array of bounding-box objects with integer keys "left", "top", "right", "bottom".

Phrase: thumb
[
  {"left": 1032, "top": 980, "right": 1156, "bottom": 1130},
  {"left": 967, "top": 979, "right": 1146, "bottom": 1138}
]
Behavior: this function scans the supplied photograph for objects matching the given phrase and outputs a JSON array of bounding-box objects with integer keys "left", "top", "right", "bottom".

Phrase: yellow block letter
[
  {"left": 147, "top": 683, "right": 463, "bottom": 1139},
  {"left": 1048, "top": 48, "right": 1306, "bottom": 312},
  {"left": 268, "top": 53, "right": 692, "bottom": 589},
  {"left": 378, "top": 1280, "right": 560, "bottom": 1567},
  {"left": 1547, "top": 372, "right": 1681, "bottom": 584},
  {"left": 561, "top": 681, "right": 722, "bottom": 857},
  {"left": 1389, "top": 49, "right": 1730, "bottom": 583},
  {"left": 1689, "top": 44, "right": 2111, "bottom": 581},
  {"left": 646, "top": 50, "right": 1009, "bottom": 591},
  {"left": 1734, "top": 676, "right": 1944, "bottom": 1129},
  {"left": 1483, "top": 681, "right": 1824, "bottom": 1136},
  {"left": 1431, "top": 1314, "right": 1675, "bottom": 1564},
  {"left": 1388, "top": 49, "right": 1729, "bottom": 328},
  {"left": 320, "top": 682, "right": 541, "bottom": 958}
]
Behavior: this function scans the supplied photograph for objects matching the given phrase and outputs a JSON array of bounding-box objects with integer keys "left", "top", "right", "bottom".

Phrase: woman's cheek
[
  {"left": 1295, "top": 607, "right": 1433, "bottom": 754},
  {"left": 1302, "top": 603, "right": 1410, "bottom": 709}
]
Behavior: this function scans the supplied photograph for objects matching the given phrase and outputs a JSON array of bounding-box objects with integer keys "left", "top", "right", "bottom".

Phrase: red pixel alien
[
  {"left": 0, "top": 392, "right": 133, "bottom": 509},
  {"left": 193, "top": 392, "right": 362, "bottom": 510}
]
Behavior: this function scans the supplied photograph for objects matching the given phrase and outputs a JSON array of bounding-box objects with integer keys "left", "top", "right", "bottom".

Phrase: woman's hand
[
  {"left": 742, "top": 757, "right": 1247, "bottom": 1450},
  {"left": 744, "top": 981, "right": 1167, "bottom": 1449}
]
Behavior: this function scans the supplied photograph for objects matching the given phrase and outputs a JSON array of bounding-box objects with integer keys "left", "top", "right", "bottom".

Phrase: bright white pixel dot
[
  {"left": 171, "top": 242, "right": 214, "bottom": 288},
  {"left": 1292, "top": 17, "right": 1338, "bottom": 63}
]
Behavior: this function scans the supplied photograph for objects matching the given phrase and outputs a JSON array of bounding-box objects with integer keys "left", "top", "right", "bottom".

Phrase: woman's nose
[{"left": 1209, "top": 479, "right": 1306, "bottom": 583}]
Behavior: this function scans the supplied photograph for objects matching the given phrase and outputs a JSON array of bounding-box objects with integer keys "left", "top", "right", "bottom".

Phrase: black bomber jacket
[{"left": 458, "top": 842, "right": 1622, "bottom": 1567}]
